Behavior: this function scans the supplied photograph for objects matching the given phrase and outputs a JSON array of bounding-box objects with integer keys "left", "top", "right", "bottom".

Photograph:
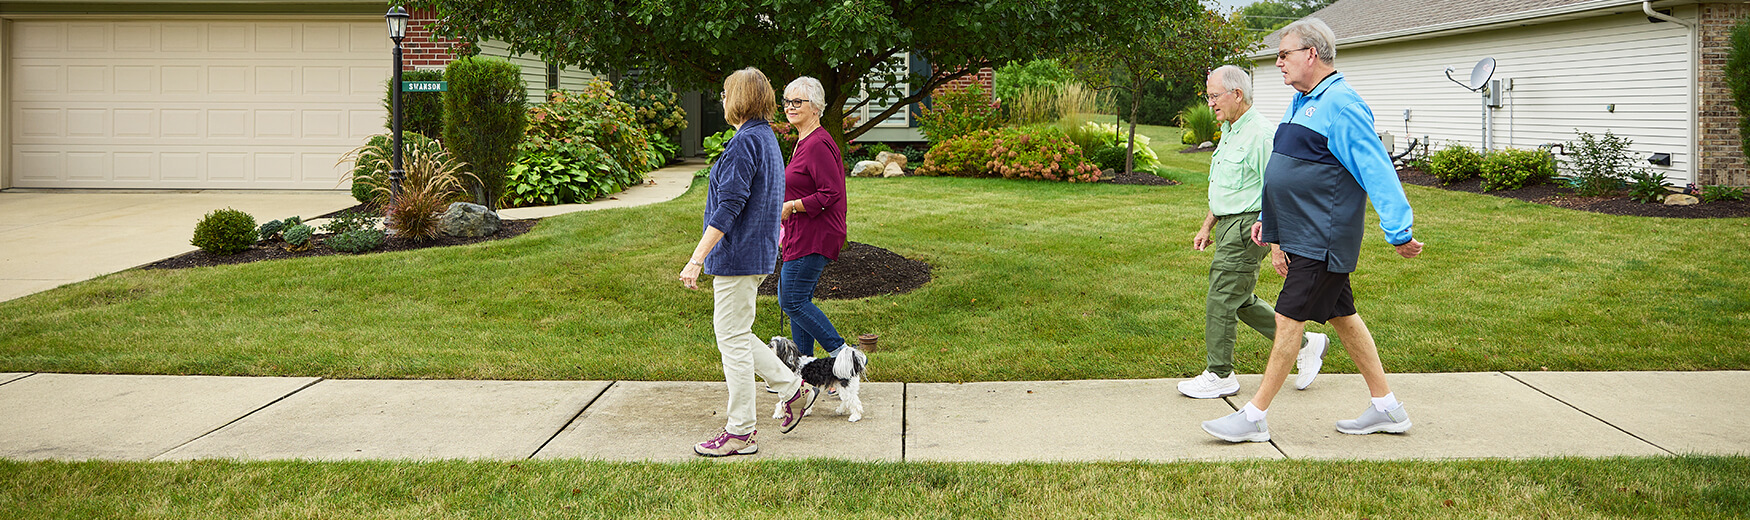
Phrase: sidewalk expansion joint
[
  {"left": 1500, "top": 371, "right": 1674, "bottom": 456},
  {"left": 149, "top": 376, "right": 327, "bottom": 461},
  {"left": 899, "top": 382, "right": 907, "bottom": 462},
  {"left": 1220, "top": 394, "right": 1288, "bottom": 458},
  {"left": 527, "top": 380, "right": 614, "bottom": 460},
  {"left": 0, "top": 373, "right": 37, "bottom": 387}
]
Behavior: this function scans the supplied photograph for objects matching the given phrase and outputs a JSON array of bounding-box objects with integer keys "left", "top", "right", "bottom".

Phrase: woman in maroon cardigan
[{"left": 777, "top": 76, "right": 849, "bottom": 358}]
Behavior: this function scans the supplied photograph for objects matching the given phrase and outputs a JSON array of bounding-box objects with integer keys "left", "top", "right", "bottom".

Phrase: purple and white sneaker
[
  {"left": 779, "top": 385, "right": 816, "bottom": 433},
  {"left": 694, "top": 430, "right": 757, "bottom": 457}
]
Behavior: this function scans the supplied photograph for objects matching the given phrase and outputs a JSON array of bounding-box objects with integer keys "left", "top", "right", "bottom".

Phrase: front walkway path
[
  {"left": 2, "top": 371, "right": 1743, "bottom": 463},
  {"left": 0, "top": 160, "right": 703, "bottom": 303}
]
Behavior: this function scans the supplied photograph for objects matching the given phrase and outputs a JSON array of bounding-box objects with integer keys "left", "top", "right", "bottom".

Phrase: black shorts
[{"left": 1275, "top": 253, "right": 1356, "bottom": 324}]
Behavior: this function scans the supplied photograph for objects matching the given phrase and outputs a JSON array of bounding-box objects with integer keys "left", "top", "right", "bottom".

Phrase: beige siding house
[
  {"left": 1249, "top": 0, "right": 1748, "bottom": 186},
  {"left": 0, "top": 0, "right": 595, "bottom": 191}
]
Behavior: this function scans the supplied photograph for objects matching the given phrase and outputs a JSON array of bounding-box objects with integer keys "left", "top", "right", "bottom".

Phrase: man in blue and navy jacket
[{"left": 1202, "top": 18, "right": 1427, "bottom": 445}]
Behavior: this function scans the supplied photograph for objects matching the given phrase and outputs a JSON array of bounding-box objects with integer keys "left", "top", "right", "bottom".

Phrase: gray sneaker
[
  {"left": 1202, "top": 410, "right": 1270, "bottom": 443},
  {"left": 1295, "top": 332, "right": 1329, "bottom": 390},
  {"left": 1336, "top": 402, "right": 1412, "bottom": 435}
]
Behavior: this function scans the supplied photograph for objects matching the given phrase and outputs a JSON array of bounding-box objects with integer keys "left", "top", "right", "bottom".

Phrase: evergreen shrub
[
  {"left": 191, "top": 208, "right": 257, "bottom": 255},
  {"left": 443, "top": 57, "right": 527, "bottom": 209}
]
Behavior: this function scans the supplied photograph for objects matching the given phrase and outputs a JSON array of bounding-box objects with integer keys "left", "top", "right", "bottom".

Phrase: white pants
[{"left": 713, "top": 274, "right": 799, "bottom": 435}]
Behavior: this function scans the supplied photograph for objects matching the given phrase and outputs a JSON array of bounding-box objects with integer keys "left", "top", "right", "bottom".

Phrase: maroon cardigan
[{"left": 781, "top": 128, "right": 848, "bottom": 262}]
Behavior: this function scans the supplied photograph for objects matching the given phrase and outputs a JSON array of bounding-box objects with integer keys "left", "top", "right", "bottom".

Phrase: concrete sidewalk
[
  {"left": 0, "top": 160, "right": 702, "bottom": 303},
  {"left": 2, "top": 371, "right": 1744, "bottom": 463}
]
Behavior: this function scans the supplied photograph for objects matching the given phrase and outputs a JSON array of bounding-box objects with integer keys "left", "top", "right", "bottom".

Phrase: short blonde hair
[{"left": 723, "top": 67, "right": 775, "bottom": 126}]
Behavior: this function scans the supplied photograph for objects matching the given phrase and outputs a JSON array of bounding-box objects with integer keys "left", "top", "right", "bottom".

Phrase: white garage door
[{"left": 10, "top": 19, "right": 391, "bottom": 189}]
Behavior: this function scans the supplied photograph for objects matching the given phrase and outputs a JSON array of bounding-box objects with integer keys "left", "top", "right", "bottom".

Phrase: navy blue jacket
[
  {"left": 1260, "top": 73, "right": 1414, "bottom": 274},
  {"left": 702, "top": 119, "right": 785, "bottom": 276}
]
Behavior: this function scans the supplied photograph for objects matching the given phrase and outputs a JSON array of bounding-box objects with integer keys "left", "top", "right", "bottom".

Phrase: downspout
[{"left": 1644, "top": 1, "right": 1697, "bottom": 184}]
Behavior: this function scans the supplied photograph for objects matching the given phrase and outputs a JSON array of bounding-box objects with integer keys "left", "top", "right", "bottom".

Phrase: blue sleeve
[
  {"left": 1331, "top": 101, "right": 1414, "bottom": 246},
  {"left": 706, "top": 137, "right": 753, "bottom": 235}
]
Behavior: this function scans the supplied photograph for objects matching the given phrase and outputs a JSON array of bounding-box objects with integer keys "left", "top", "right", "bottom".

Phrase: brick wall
[
  {"left": 1699, "top": 3, "right": 1749, "bottom": 186},
  {"left": 934, "top": 67, "right": 996, "bottom": 99},
  {"left": 401, "top": 8, "right": 465, "bottom": 71}
]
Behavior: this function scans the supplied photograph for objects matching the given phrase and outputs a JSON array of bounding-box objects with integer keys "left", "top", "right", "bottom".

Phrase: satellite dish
[{"left": 1445, "top": 57, "right": 1496, "bottom": 91}]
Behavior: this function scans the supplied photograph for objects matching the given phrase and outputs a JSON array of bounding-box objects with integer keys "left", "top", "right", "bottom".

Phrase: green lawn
[
  {"left": 4, "top": 457, "right": 1746, "bottom": 519},
  {"left": 1, "top": 150, "right": 1747, "bottom": 380}
]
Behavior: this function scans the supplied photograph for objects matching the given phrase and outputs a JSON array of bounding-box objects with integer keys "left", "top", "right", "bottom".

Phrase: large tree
[
  {"left": 1238, "top": 0, "right": 1335, "bottom": 33},
  {"left": 1065, "top": 7, "right": 1257, "bottom": 173},
  {"left": 410, "top": 0, "right": 1194, "bottom": 147}
]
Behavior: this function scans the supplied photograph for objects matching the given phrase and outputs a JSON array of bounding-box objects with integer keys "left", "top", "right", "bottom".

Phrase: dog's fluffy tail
[{"left": 832, "top": 346, "right": 867, "bottom": 379}]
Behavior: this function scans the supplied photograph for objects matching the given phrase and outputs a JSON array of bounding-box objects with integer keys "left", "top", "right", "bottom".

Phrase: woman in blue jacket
[{"left": 679, "top": 67, "right": 815, "bottom": 457}]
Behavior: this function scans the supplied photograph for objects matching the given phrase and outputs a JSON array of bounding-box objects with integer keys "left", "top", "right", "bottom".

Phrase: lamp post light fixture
[{"left": 385, "top": 6, "right": 411, "bottom": 203}]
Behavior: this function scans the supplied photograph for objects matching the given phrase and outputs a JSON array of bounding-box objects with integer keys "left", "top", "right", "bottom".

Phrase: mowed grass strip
[
  {"left": 2, "top": 457, "right": 1746, "bottom": 519},
  {"left": 1, "top": 147, "right": 1745, "bottom": 380}
]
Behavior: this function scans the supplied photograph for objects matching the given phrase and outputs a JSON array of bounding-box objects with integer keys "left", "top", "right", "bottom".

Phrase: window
[{"left": 844, "top": 54, "right": 911, "bottom": 128}]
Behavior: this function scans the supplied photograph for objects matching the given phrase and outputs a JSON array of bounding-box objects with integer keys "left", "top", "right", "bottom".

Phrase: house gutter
[
  {"left": 1643, "top": 1, "right": 1692, "bottom": 27},
  {"left": 1246, "top": 0, "right": 1690, "bottom": 59}
]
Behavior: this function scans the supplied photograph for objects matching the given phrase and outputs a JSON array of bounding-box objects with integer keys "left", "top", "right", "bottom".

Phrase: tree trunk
[{"left": 1125, "top": 74, "right": 1142, "bottom": 175}]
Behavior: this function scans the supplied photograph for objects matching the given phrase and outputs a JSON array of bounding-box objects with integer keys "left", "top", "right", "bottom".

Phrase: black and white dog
[{"left": 768, "top": 336, "right": 868, "bottom": 422}]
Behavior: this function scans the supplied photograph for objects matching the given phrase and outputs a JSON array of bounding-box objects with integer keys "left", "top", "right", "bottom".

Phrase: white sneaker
[
  {"left": 1178, "top": 371, "right": 1240, "bottom": 399},
  {"left": 1295, "top": 332, "right": 1329, "bottom": 390}
]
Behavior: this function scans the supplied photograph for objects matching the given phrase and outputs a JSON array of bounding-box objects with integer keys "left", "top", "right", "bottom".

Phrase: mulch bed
[
  {"left": 1397, "top": 167, "right": 1750, "bottom": 218},
  {"left": 1179, "top": 144, "right": 1217, "bottom": 154},
  {"left": 140, "top": 220, "right": 539, "bottom": 270},
  {"left": 757, "top": 242, "right": 933, "bottom": 300}
]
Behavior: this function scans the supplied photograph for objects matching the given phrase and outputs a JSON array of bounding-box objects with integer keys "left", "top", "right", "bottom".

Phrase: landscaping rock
[
  {"left": 439, "top": 202, "right": 501, "bottom": 238},
  {"left": 851, "top": 160, "right": 884, "bottom": 178},
  {"left": 883, "top": 162, "right": 905, "bottom": 177},
  {"left": 1663, "top": 194, "right": 1699, "bottom": 206},
  {"left": 1199, "top": 141, "right": 1215, "bottom": 148}
]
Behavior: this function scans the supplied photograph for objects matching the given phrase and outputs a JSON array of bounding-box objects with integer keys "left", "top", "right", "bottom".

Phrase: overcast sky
[{"left": 1207, "top": 0, "right": 1257, "bottom": 12}]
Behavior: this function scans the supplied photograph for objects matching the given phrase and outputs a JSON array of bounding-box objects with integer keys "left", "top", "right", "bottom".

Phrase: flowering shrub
[
  {"left": 916, "top": 127, "right": 1101, "bottom": 183},
  {"left": 619, "top": 82, "right": 688, "bottom": 165},
  {"left": 917, "top": 83, "right": 1004, "bottom": 146},
  {"left": 986, "top": 127, "right": 1102, "bottom": 182},
  {"left": 916, "top": 129, "right": 1002, "bottom": 178}
]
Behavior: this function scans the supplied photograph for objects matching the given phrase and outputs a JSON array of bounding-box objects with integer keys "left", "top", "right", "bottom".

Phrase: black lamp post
[{"left": 386, "top": 7, "right": 410, "bottom": 203}]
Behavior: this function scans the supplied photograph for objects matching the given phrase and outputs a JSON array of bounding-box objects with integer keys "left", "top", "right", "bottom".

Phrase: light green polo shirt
[{"left": 1207, "top": 107, "right": 1273, "bottom": 216}]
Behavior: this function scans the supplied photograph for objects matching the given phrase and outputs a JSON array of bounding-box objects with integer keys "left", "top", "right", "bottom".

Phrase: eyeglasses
[
  {"left": 782, "top": 98, "right": 809, "bottom": 109},
  {"left": 1276, "top": 46, "right": 1314, "bottom": 61},
  {"left": 1205, "top": 89, "right": 1235, "bottom": 102}
]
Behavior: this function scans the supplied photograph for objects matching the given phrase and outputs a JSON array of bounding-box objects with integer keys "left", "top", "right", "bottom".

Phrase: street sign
[{"left": 402, "top": 81, "right": 448, "bottom": 92}]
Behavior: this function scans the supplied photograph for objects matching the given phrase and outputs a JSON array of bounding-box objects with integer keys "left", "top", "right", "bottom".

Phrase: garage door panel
[{"left": 11, "top": 19, "right": 386, "bottom": 189}]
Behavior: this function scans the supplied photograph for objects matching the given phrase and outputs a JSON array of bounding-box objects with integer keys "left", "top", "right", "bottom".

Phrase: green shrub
[
  {"left": 507, "top": 82, "right": 653, "bottom": 208},
  {"left": 344, "top": 132, "right": 443, "bottom": 206},
  {"left": 1090, "top": 145, "right": 1128, "bottom": 171},
  {"left": 917, "top": 83, "right": 1003, "bottom": 146},
  {"left": 327, "top": 228, "right": 386, "bottom": 253},
  {"left": 1065, "top": 121, "right": 1157, "bottom": 168},
  {"left": 443, "top": 56, "right": 528, "bottom": 209},
  {"left": 1701, "top": 184, "right": 1746, "bottom": 203},
  {"left": 191, "top": 208, "right": 257, "bottom": 255},
  {"left": 993, "top": 58, "right": 1074, "bottom": 105},
  {"left": 1728, "top": 19, "right": 1749, "bottom": 165},
  {"left": 256, "top": 219, "right": 286, "bottom": 242},
  {"left": 320, "top": 209, "right": 377, "bottom": 236},
  {"left": 1177, "top": 104, "right": 1218, "bottom": 146},
  {"left": 384, "top": 69, "right": 444, "bottom": 139},
  {"left": 282, "top": 224, "right": 314, "bottom": 251},
  {"left": 1116, "top": 77, "right": 1199, "bottom": 126},
  {"left": 1479, "top": 148, "right": 1555, "bottom": 191},
  {"left": 1564, "top": 130, "right": 1638, "bottom": 196},
  {"left": 901, "top": 146, "right": 927, "bottom": 165},
  {"left": 617, "top": 80, "right": 688, "bottom": 139},
  {"left": 1426, "top": 143, "right": 1484, "bottom": 184},
  {"left": 986, "top": 127, "right": 1103, "bottom": 183},
  {"left": 916, "top": 129, "right": 1002, "bottom": 178},
  {"left": 1627, "top": 171, "right": 1672, "bottom": 204},
  {"left": 648, "top": 133, "right": 681, "bottom": 166},
  {"left": 704, "top": 129, "right": 735, "bottom": 163}
]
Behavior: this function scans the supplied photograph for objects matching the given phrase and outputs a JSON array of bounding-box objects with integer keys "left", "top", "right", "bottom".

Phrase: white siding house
[
  {"left": 1249, "top": 0, "right": 1748, "bottom": 186},
  {"left": 473, "top": 40, "right": 599, "bottom": 104}
]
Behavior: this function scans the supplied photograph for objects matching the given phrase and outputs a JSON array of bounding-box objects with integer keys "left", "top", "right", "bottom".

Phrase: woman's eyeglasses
[{"left": 782, "top": 98, "right": 809, "bottom": 109}]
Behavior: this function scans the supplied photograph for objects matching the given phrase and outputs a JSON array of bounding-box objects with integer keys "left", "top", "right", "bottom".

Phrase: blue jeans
[{"left": 779, "top": 254, "right": 845, "bottom": 358}]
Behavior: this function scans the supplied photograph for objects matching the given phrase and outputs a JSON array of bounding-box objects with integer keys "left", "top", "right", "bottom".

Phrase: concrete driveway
[{"left": 0, "top": 190, "right": 357, "bottom": 303}]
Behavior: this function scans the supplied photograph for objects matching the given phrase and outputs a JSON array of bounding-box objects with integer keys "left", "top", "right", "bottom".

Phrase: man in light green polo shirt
[{"left": 1178, "top": 65, "right": 1328, "bottom": 399}]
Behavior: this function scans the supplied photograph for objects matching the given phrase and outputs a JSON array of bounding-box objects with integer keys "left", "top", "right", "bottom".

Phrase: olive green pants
[{"left": 1205, "top": 212, "right": 1278, "bottom": 378}]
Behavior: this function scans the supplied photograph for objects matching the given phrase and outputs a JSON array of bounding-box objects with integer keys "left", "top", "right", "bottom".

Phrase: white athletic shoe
[
  {"left": 1295, "top": 332, "right": 1329, "bottom": 390},
  {"left": 1178, "top": 371, "right": 1241, "bottom": 399}
]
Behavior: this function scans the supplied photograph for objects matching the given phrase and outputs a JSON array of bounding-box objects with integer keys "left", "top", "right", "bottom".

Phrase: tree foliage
[
  {"left": 1064, "top": 5, "right": 1257, "bottom": 173},
  {"left": 1729, "top": 17, "right": 1750, "bottom": 171},
  {"left": 411, "top": 0, "right": 1184, "bottom": 148},
  {"left": 1238, "top": 0, "right": 1335, "bottom": 33}
]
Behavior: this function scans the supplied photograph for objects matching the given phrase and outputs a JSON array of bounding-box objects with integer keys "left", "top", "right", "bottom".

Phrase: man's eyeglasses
[
  {"left": 1205, "top": 89, "right": 1235, "bottom": 102},
  {"left": 782, "top": 98, "right": 809, "bottom": 109},
  {"left": 1276, "top": 46, "right": 1314, "bottom": 61}
]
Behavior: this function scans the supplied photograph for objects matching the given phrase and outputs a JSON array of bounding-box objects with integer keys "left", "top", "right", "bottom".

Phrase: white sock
[
  {"left": 1371, "top": 392, "right": 1399, "bottom": 412},
  {"left": 1241, "top": 402, "right": 1267, "bottom": 422}
]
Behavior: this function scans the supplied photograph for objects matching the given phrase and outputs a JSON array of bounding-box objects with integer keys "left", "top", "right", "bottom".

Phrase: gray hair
[
  {"left": 1281, "top": 18, "right": 1337, "bottom": 64},
  {"left": 784, "top": 76, "right": 827, "bottom": 114},
  {"left": 1209, "top": 65, "right": 1254, "bottom": 105}
]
